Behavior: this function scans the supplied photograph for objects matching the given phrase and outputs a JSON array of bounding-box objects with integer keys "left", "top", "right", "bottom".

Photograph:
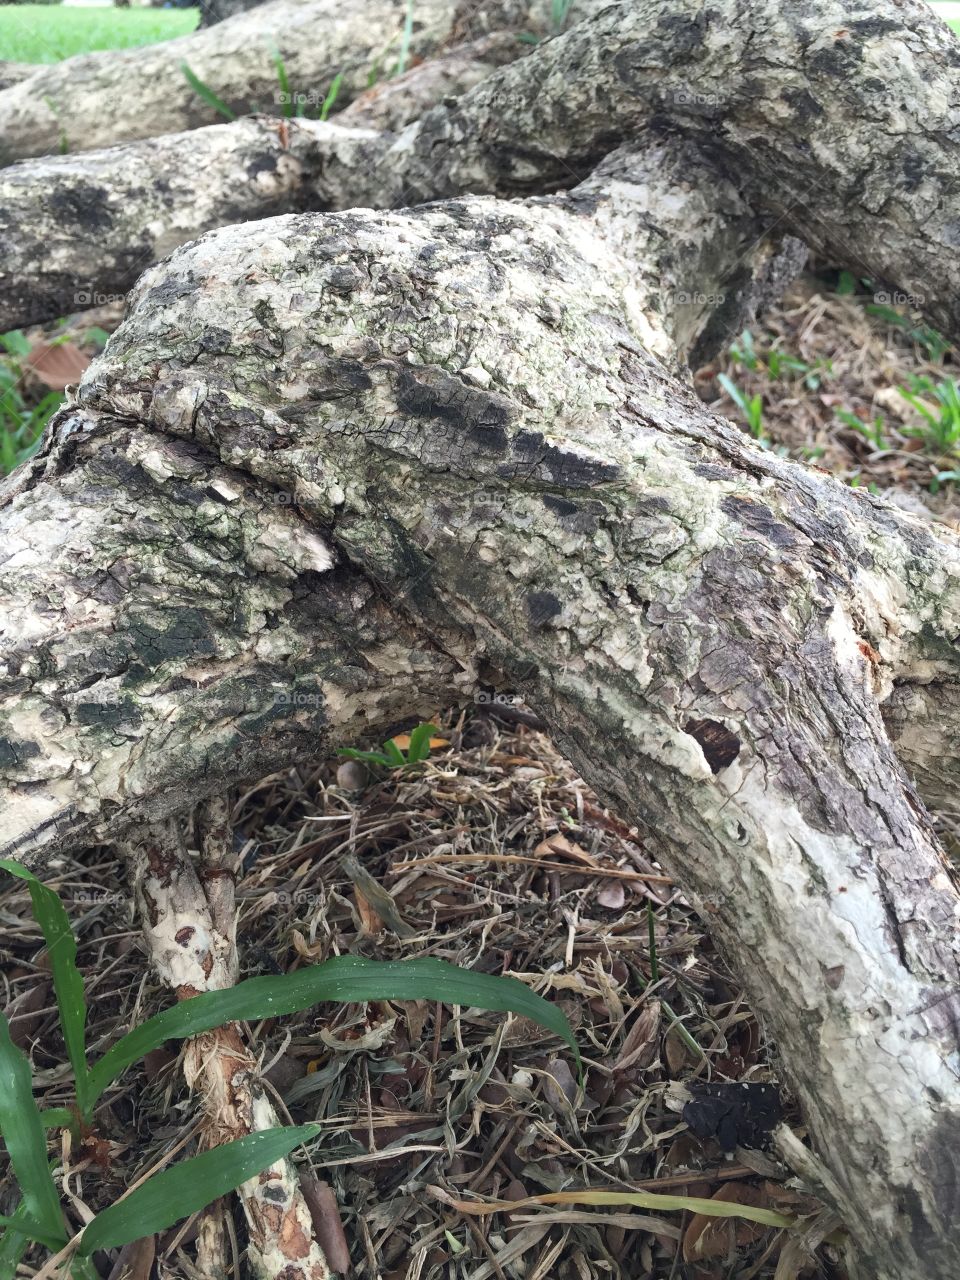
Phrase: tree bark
[
  {"left": 0, "top": 0, "right": 602, "bottom": 166},
  {"left": 198, "top": 0, "right": 271, "bottom": 28},
  {"left": 3, "top": 2, "right": 960, "bottom": 1277},
  {"left": 0, "top": 118, "right": 379, "bottom": 331},
  {"left": 3, "top": 132, "right": 960, "bottom": 1276},
  {"left": 4, "top": 0, "right": 959, "bottom": 336}
]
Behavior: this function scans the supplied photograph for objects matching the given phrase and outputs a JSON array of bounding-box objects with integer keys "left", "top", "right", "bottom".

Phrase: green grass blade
[
  {"left": 394, "top": 0, "right": 414, "bottom": 75},
  {"left": 0, "top": 1202, "right": 41, "bottom": 1280},
  {"left": 407, "top": 722, "right": 437, "bottom": 764},
  {"left": 271, "top": 45, "right": 293, "bottom": 118},
  {"left": 88, "top": 956, "right": 578, "bottom": 1104},
  {"left": 0, "top": 1015, "right": 67, "bottom": 1248},
  {"left": 179, "top": 61, "right": 237, "bottom": 120},
  {"left": 319, "top": 70, "right": 343, "bottom": 121},
  {"left": 0, "top": 861, "right": 90, "bottom": 1119},
  {"left": 78, "top": 1125, "right": 319, "bottom": 1255},
  {"left": 0, "top": 1214, "right": 66, "bottom": 1252}
]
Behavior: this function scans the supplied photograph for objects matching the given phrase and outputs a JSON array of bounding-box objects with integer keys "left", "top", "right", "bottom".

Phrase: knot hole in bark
[{"left": 684, "top": 718, "right": 741, "bottom": 773}]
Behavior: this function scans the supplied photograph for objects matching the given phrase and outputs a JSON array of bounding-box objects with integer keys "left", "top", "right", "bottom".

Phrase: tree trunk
[
  {"left": 198, "top": 0, "right": 270, "bottom": 28},
  {"left": 3, "top": 2, "right": 960, "bottom": 1278},
  {"left": 0, "top": 0, "right": 601, "bottom": 166}
]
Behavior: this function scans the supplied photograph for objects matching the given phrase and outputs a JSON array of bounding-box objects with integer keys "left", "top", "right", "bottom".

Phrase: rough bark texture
[
  {"left": 331, "top": 0, "right": 960, "bottom": 337},
  {"left": 3, "top": 144, "right": 960, "bottom": 1276},
  {"left": 5, "top": 0, "right": 958, "bottom": 336},
  {"left": 3, "top": 2, "right": 960, "bottom": 1277},
  {"left": 0, "top": 0, "right": 602, "bottom": 166},
  {"left": 0, "top": 414, "right": 462, "bottom": 861},
  {"left": 0, "top": 118, "right": 379, "bottom": 331}
]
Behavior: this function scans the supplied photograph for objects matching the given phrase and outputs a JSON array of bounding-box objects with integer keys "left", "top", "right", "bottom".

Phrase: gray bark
[
  {"left": 0, "top": 0, "right": 600, "bottom": 166},
  {"left": 2, "top": 139, "right": 960, "bottom": 1278},
  {"left": 3, "top": 0, "right": 958, "bottom": 336},
  {"left": 3, "top": 2, "right": 960, "bottom": 1277},
  {"left": 198, "top": 0, "right": 270, "bottom": 27},
  {"left": 0, "top": 62, "right": 33, "bottom": 93},
  {"left": 346, "top": 0, "right": 960, "bottom": 339},
  {"left": 0, "top": 118, "right": 379, "bottom": 331}
]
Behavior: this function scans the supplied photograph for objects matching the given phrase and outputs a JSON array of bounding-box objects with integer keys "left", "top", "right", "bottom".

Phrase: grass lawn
[{"left": 0, "top": 4, "right": 198, "bottom": 63}]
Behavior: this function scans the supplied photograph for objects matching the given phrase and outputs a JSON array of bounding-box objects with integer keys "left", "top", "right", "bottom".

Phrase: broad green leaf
[
  {"left": 39, "top": 1108, "right": 76, "bottom": 1131},
  {"left": 78, "top": 1125, "right": 319, "bottom": 1255},
  {"left": 89, "top": 956, "right": 579, "bottom": 1103},
  {"left": 407, "top": 722, "right": 437, "bottom": 764},
  {"left": 0, "top": 1015, "right": 67, "bottom": 1248},
  {"left": 0, "top": 1213, "right": 66, "bottom": 1251},
  {"left": 0, "top": 1202, "right": 35, "bottom": 1280},
  {"left": 383, "top": 739, "right": 406, "bottom": 767},
  {"left": 0, "top": 861, "right": 90, "bottom": 1119}
]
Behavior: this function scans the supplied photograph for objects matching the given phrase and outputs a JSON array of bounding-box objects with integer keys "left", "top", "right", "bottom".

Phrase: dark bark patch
[
  {"left": 782, "top": 87, "right": 823, "bottom": 121},
  {"left": 395, "top": 367, "right": 512, "bottom": 453},
  {"left": 129, "top": 610, "right": 217, "bottom": 666},
  {"left": 48, "top": 182, "right": 113, "bottom": 231},
  {"left": 682, "top": 1082, "right": 782, "bottom": 1153},
  {"left": 508, "top": 430, "right": 620, "bottom": 487},
  {"left": 721, "top": 495, "right": 798, "bottom": 549},
  {"left": 527, "top": 591, "right": 562, "bottom": 627},
  {"left": 849, "top": 16, "right": 902, "bottom": 38},
  {"left": 246, "top": 153, "right": 278, "bottom": 178},
  {"left": 543, "top": 495, "right": 579, "bottom": 517},
  {"left": 174, "top": 926, "right": 195, "bottom": 947},
  {"left": 684, "top": 718, "right": 741, "bottom": 773},
  {"left": 75, "top": 700, "right": 143, "bottom": 729},
  {"left": 0, "top": 737, "right": 40, "bottom": 770}
]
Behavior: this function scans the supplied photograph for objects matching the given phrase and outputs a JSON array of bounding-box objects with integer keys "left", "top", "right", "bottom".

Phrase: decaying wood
[{"left": 125, "top": 811, "right": 332, "bottom": 1279}]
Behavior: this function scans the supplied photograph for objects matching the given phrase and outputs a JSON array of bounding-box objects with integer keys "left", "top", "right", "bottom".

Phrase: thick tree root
[{"left": 125, "top": 804, "right": 332, "bottom": 1280}]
